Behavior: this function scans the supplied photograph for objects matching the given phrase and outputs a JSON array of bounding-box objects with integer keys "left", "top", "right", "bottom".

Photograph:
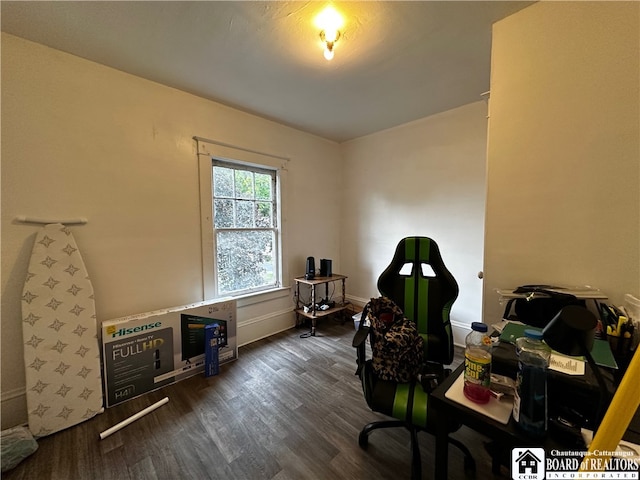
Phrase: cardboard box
[{"left": 101, "top": 299, "right": 236, "bottom": 406}]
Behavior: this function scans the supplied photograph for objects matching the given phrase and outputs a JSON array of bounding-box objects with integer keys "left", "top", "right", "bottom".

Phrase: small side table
[{"left": 294, "top": 274, "right": 347, "bottom": 336}]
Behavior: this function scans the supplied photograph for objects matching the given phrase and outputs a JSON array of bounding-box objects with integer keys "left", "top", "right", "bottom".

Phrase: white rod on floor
[
  {"left": 99, "top": 397, "right": 169, "bottom": 440},
  {"left": 15, "top": 215, "right": 88, "bottom": 225}
]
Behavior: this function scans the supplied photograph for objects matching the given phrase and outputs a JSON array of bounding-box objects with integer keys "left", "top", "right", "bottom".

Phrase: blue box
[{"left": 205, "top": 323, "right": 221, "bottom": 377}]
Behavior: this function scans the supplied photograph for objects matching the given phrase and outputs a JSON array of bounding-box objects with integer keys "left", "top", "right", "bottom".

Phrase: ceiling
[{"left": 1, "top": 1, "right": 533, "bottom": 143}]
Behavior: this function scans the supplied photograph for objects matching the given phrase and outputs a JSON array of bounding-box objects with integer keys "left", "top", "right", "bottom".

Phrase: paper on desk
[{"left": 549, "top": 353, "right": 585, "bottom": 375}]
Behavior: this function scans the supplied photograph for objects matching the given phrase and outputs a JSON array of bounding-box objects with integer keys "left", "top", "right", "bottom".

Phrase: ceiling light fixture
[
  {"left": 320, "top": 29, "right": 340, "bottom": 60},
  {"left": 315, "top": 6, "right": 343, "bottom": 61}
]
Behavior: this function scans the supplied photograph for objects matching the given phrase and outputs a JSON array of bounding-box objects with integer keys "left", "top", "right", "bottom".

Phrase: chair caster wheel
[{"left": 358, "top": 431, "right": 369, "bottom": 448}]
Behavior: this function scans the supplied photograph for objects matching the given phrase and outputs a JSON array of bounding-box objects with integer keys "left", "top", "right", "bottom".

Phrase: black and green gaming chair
[{"left": 353, "top": 236, "right": 474, "bottom": 479}]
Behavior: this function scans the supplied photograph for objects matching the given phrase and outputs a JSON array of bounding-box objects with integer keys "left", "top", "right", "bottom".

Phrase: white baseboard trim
[
  {"left": 1, "top": 386, "right": 25, "bottom": 402},
  {"left": 345, "top": 294, "right": 369, "bottom": 308},
  {"left": 451, "top": 319, "right": 471, "bottom": 349},
  {"left": 1, "top": 387, "right": 28, "bottom": 430},
  {"left": 237, "top": 307, "right": 295, "bottom": 347}
]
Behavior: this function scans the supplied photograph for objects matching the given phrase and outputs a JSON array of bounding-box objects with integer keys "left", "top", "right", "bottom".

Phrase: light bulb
[
  {"left": 315, "top": 6, "right": 343, "bottom": 32},
  {"left": 324, "top": 48, "right": 334, "bottom": 61},
  {"left": 324, "top": 28, "right": 338, "bottom": 43}
]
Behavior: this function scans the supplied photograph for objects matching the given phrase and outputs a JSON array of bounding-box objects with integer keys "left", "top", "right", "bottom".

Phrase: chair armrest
[
  {"left": 352, "top": 326, "right": 370, "bottom": 348},
  {"left": 353, "top": 326, "right": 370, "bottom": 376},
  {"left": 423, "top": 361, "right": 445, "bottom": 379},
  {"left": 420, "top": 361, "right": 447, "bottom": 393}
]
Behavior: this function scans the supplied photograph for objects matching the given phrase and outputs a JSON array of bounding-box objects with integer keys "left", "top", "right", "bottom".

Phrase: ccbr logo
[{"left": 512, "top": 448, "right": 545, "bottom": 480}]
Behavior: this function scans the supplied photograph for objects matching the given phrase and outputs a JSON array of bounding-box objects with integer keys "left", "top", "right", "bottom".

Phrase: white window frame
[
  {"left": 212, "top": 159, "right": 278, "bottom": 295},
  {"left": 196, "top": 137, "right": 288, "bottom": 299}
]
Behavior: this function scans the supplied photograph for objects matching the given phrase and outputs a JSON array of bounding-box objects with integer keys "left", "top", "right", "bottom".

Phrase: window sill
[{"left": 224, "top": 286, "right": 291, "bottom": 308}]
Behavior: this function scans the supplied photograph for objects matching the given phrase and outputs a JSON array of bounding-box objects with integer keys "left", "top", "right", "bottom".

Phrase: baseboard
[
  {"left": 237, "top": 307, "right": 295, "bottom": 347},
  {"left": 345, "top": 294, "right": 369, "bottom": 309},
  {"left": 1, "top": 387, "right": 28, "bottom": 430},
  {"left": 451, "top": 319, "right": 471, "bottom": 348}
]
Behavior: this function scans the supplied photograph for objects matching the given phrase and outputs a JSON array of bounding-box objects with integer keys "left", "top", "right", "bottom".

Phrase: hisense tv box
[{"left": 101, "top": 298, "right": 236, "bottom": 406}]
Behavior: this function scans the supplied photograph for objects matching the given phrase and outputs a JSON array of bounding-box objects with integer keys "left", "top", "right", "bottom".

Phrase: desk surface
[
  {"left": 432, "top": 363, "right": 563, "bottom": 447},
  {"left": 444, "top": 372, "right": 513, "bottom": 424},
  {"left": 431, "top": 360, "right": 640, "bottom": 478},
  {"left": 293, "top": 274, "right": 347, "bottom": 285}
]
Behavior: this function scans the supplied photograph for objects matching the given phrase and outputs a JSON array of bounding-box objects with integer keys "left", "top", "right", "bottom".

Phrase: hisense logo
[{"left": 108, "top": 321, "right": 162, "bottom": 338}]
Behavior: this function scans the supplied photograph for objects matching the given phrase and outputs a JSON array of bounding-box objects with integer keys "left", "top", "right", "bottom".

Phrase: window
[
  {"left": 196, "top": 137, "right": 288, "bottom": 299},
  {"left": 211, "top": 160, "right": 279, "bottom": 296}
]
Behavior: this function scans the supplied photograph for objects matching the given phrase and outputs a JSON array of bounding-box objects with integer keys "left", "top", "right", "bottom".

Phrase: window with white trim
[{"left": 211, "top": 159, "right": 280, "bottom": 296}]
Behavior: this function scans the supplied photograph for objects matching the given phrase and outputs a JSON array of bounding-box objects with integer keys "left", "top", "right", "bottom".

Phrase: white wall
[
  {"left": 1, "top": 33, "right": 342, "bottom": 428},
  {"left": 483, "top": 2, "right": 640, "bottom": 323},
  {"left": 341, "top": 102, "right": 488, "bottom": 342}
]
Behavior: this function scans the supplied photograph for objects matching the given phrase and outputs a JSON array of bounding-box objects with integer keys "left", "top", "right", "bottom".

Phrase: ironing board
[{"left": 21, "top": 224, "right": 103, "bottom": 437}]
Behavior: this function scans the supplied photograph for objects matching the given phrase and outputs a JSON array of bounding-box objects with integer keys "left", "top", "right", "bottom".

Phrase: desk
[
  {"left": 431, "top": 363, "right": 640, "bottom": 478},
  {"left": 431, "top": 363, "right": 576, "bottom": 478}
]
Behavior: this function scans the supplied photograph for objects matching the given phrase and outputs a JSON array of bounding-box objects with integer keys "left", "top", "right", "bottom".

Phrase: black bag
[
  {"left": 361, "top": 296, "right": 424, "bottom": 383},
  {"left": 504, "top": 285, "right": 585, "bottom": 328}
]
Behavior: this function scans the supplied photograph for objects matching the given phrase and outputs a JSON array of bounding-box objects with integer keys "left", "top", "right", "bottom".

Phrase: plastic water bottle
[
  {"left": 512, "top": 329, "right": 552, "bottom": 437},
  {"left": 464, "top": 322, "right": 492, "bottom": 404}
]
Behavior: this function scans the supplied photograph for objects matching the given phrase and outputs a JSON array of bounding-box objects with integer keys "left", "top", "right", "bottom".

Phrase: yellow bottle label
[{"left": 464, "top": 349, "right": 491, "bottom": 387}]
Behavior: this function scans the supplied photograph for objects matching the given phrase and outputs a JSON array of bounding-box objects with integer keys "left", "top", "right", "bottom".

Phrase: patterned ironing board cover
[{"left": 21, "top": 223, "right": 103, "bottom": 437}]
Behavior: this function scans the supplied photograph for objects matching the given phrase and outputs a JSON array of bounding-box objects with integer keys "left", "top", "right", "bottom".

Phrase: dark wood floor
[{"left": 5, "top": 316, "right": 506, "bottom": 480}]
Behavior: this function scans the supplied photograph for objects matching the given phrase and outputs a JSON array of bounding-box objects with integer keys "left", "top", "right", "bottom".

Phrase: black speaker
[
  {"left": 305, "top": 257, "right": 315, "bottom": 280},
  {"left": 320, "top": 259, "right": 332, "bottom": 277}
]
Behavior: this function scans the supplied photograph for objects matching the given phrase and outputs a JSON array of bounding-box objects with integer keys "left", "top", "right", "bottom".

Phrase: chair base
[{"left": 358, "top": 420, "right": 475, "bottom": 480}]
